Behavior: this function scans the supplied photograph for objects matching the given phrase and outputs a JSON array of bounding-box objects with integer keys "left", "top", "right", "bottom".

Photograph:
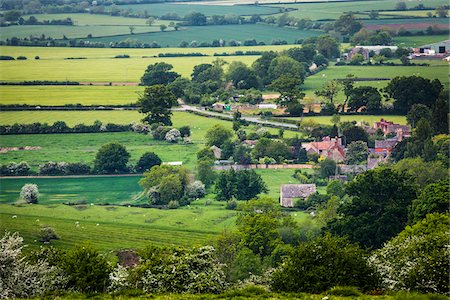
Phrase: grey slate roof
[{"left": 280, "top": 184, "right": 317, "bottom": 207}]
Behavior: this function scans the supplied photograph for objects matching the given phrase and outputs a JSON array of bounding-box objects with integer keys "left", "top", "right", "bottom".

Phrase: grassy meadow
[
  {"left": 287, "top": 115, "right": 407, "bottom": 125},
  {"left": 275, "top": 0, "right": 448, "bottom": 20},
  {"left": 393, "top": 34, "right": 449, "bottom": 48},
  {"left": 84, "top": 24, "right": 322, "bottom": 47}
]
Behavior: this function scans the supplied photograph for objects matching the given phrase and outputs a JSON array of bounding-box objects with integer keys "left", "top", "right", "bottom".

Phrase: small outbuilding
[{"left": 280, "top": 184, "right": 317, "bottom": 208}]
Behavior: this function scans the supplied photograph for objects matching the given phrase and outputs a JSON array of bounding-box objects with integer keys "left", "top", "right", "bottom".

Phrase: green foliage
[
  {"left": 343, "top": 125, "right": 369, "bottom": 145},
  {"left": 271, "top": 233, "right": 379, "bottom": 293},
  {"left": 315, "top": 80, "right": 341, "bottom": 104},
  {"left": 196, "top": 159, "right": 216, "bottom": 187},
  {"left": 327, "top": 168, "right": 417, "bottom": 249},
  {"left": 139, "top": 165, "right": 189, "bottom": 205},
  {"left": 406, "top": 104, "right": 431, "bottom": 128},
  {"left": 251, "top": 138, "right": 291, "bottom": 163},
  {"left": 370, "top": 213, "right": 449, "bottom": 294},
  {"left": 345, "top": 141, "right": 369, "bottom": 165},
  {"left": 94, "top": 142, "right": 130, "bottom": 174},
  {"left": 348, "top": 86, "right": 381, "bottom": 113},
  {"left": 431, "top": 89, "right": 449, "bottom": 134},
  {"left": 38, "top": 226, "right": 60, "bottom": 244},
  {"left": 327, "top": 286, "right": 362, "bottom": 297},
  {"left": 326, "top": 180, "right": 345, "bottom": 198},
  {"left": 137, "top": 84, "right": 177, "bottom": 126},
  {"left": 62, "top": 243, "right": 111, "bottom": 293},
  {"left": 229, "top": 247, "right": 263, "bottom": 282},
  {"left": 226, "top": 61, "right": 259, "bottom": 89},
  {"left": 140, "top": 62, "right": 180, "bottom": 86},
  {"left": 319, "top": 158, "right": 337, "bottom": 178},
  {"left": 268, "top": 55, "right": 305, "bottom": 83},
  {"left": 236, "top": 197, "right": 286, "bottom": 257},
  {"left": 334, "top": 13, "right": 363, "bottom": 36},
  {"left": 135, "top": 152, "right": 162, "bottom": 173},
  {"left": 410, "top": 180, "right": 449, "bottom": 224},
  {"left": 205, "top": 124, "right": 233, "bottom": 148},
  {"left": 215, "top": 169, "right": 267, "bottom": 201},
  {"left": 392, "top": 157, "right": 447, "bottom": 188},
  {"left": 384, "top": 76, "right": 443, "bottom": 114},
  {"left": 315, "top": 35, "right": 340, "bottom": 58}
]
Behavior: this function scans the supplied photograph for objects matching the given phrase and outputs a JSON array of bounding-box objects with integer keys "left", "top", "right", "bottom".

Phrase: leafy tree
[
  {"left": 392, "top": 157, "right": 447, "bottom": 188},
  {"left": 395, "top": 1, "right": 407, "bottom": 10},
  {"left": 315, "top": 35, "right": 340, "bottom": 58},
  {"left": 326, "top": 168, "right": 417, "bottom": 249},
  {"left": 94, "top": 142, "right": 130, "bottom": 174},
  {"left": 345, "top": 141, "right": 369, "bottom": 164},
  {"left": 268, "top": 56, "right": 305, "bottom": 83},
  {"left": 138, "top": 85, "right": 177, "bottom": 126},
  {"left": 341, "top": 74, "right": 355, "bottom": 111},
  {"left": 342, "top": 126, "right": 369, "bottom": 145},
  {"left": 326, "top": 180, "right": 345, "bottom": 198},
  {"left": 146, "top": 17, "right": 155, "bottom": 26},
  {"left": 315, "top": 80, "right": 341, "bottom": 104},
  {"left": 179, "top": 126, "right": 191, "bottom": 137},
  {"left": 196, "top": 159, "right": 216, "bottom": 187},
  {"left": 384, "top": 76, "right": 443, "bottom": 114},
  {"left": 431, "top": 88, "right": 449, "bottom": 134},
  {"left": 229, "top": 247, "right": 263, "bottom": 282},
  {"left": 140, "top": 62, "right": 180, "bottom": 86},
  {"left": 271, "top": 234, "right": 379, "bottom": 293},
  {"left": 205, "top": 124, "right": 233, "bottom": 148},
  {"left": 215, "top": 169, "right": 267, "bottom": 201},
  {"left": 404, "top": 118, "right": 433, "bottom": 159},
  {"left": 406, "top": 104, "right": 431, "bottom": 128},
  {"left": 251, "top": 138, "right": 291, "bottom": 162},
  {"left": 286, "top": 46, "right": 316, "bottom": 65},
  {"left": 197, "top": 147, "right": 215, "bottom": 161},
  {"left": 63, "top": 243, "right": 111, "bottom": 292},
  {"left": 251, "top": 51, "right": 278, "bottom": 85},
  {"left": 334, "top": 13, "right": 363, "bottom": 36},
  {"left": 410, "top": 180, "right": 449, "bottom": 224},
  {"left": 159, "top": 24, "right": 167, "bottom": 31},
  {"left": 236, "top": 197, "right": 287, "bottom": 257},
  {"left": 318, "top": 158, "right": 337, "bottom": 178},
  {"left": 135, "top": 152, "right": 162, "bottom": 173},
  {"left": 20, "top": 183, "right": 39, "bottom": 204},
  {"left": 435, "top": 6, "right": 448, "bottom": 17},
  {"left": 269, "top": 75, "right": 304, "bottom": 107},
  {"left": 349, "top": 54, "right": 364, "bottom": 65},
  {"left": 233, "top": 144, "right": 252, "bottom": 164},
  {"left": 370, "top": 213, "right": 449, "bottom": 294},
  {"left": 348, "top": 86, "right": 381, "bottom": 113},
  {"left": 184, "top": 12, "right": 207, "bottom": 26},
  {"left": 168, "top": 77, "right": 190, "bottom": 99},
  {"left": 226, "top": 61, "right": 259, "bottom": 89}
]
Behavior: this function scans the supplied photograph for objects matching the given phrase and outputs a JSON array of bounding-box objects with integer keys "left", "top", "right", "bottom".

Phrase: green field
[
  {"left": 115, "top": 3, "right": 281, "bottom": 16},
  {"left": 83, "top": 24, "right": 322, "bottom": 47},
  {"left": 28, "top": 13, "right": 154, "bottom": 26},
  {"left": 0, "top": 85, "right": 143, "bottom": 106},
  {"left": 0, "top": 24, "right": 168, "bottom": 40},
  {"left": 0, "top": 45, "right": 297, "bottom": 82},
  {"left": 275, "top": 0, "right": 448, "bottom": 20},
  {"left": 393, "top": 35, "right": 449, "bottom": 48},
  {"left": 0, "top": 111, "right": 301, "bottom": 169}
]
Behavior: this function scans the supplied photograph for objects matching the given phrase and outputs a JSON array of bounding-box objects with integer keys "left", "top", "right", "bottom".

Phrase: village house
[
  {"left": 280, "top": 184, "right": 317, "bottom": 208},
  {"left": 373, "top": 118, "right": 410, "bottom": 137},
  {"left": 303, "top": 136, "right": 345, "bottom": 162},
  {"left": 374, "top": 139, "right": 398, "bottom": 156},
  {"left": 210, "top": 145, "right": 222, "bottom": 159},
  {"left": 346, "top": 45, "right": 399, "bottom": 60},
  {"left": 412, "top": 40, "right": 450, "bottom": 59}
]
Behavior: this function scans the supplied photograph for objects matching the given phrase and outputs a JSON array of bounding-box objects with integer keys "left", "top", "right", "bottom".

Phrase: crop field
[
  {"left": 0, "top": 85, "right": 143, "bottom": 106},
  {"left": 84, "top": 24, "right": 322, "bottom": 47},
  {"left": 114, "top": 3, "right": 281, "bottom": 16},
  {"left": 27, "top": 13, "right": 153, "bottom": 26},
  {"left": 363, "top": 17, "right": 450, "bottom": 31},
  {"left": 393, "top": 35, "right": 449, "bottom": 47},
  {"left": 273, "top": 0, "right": 448, "bottom": 20},
  {"left": 0, "top": 24, "right": 167, "bottom": 40},
  {"left": 302, "top": 62, "right": 448, "bottom": 97},
  {"left": 0, "top": 44, "right": 293, "bottom": 83},
  {"left": 379, "top": 10, "right": 448, "bottom": 18}
]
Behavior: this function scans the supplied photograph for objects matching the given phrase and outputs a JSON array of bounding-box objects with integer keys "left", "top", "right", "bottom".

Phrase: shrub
[
  {"left": 38, "top": 226, "right": 60, "bottom": 244},
  {"left": 167, "top": 200, "right": 180, "bottom": 209},
  {"left": 20, "top": 184, "right": 39, "bottom": 203},
  {"left": 0, "top": 232, "right": 66, "bottom": 298},
  {"left": 327, "top": 286, "right": 362, "bottom": 297},
  {"left": 185, "top": 180, "right": 206, "bottom": 199},
  {"left": 226, "top": 199, "right": 238, "bottom": 210},
  {"left": 94, "top": 142, "right": 130, "bottom": 174},
  {"left": 114, "top": 54, "right": 130, "bottom": 58},
  {"left": 39, "top": 161, "right": 67, "bottom": 175},
  {"left": 65, "top": 162, "right": 91, "bottom": 175},
  {"left": 35, "top": 56, "right": 40, "bottom": 60},
  {"left": 179, "top": 125, "right": 191, "bottom": 137},
  {"left": 165, "top": 128, "right": 181, "bottom": 142},
  {"left": 151, "top": 125, "right": 171, "bottom": 140},
  {"left": 62, "top": 244, "right": 111, "bottom": 293},
  {"left": 271, "top": 234, "right": 380, "bottom": 293},
  {"left": 0, "top": 55, "right": 14, "bottom": 60},
  {"left": 0, "top": 161, "right": 30, "bottom": 176},
  {"left": 135, "top": 152, "right": 162, "bottom": 173}
]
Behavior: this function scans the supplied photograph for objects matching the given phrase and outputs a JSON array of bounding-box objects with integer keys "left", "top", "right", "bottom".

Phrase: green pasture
[
  {"left": 0, "top": 111, "right": 300, "bottom": 168},
  {"left": 0, "top": 55, "right": 257, "bottom": 82},
  {"left": 393, "top": 35, "right": 449, "bottom": 47},
  {"left": 362, "top": 17, "right": 449, "bottom": 27},
  {"left": 83, "top": 24, "right": 322, "bottom": 47},
  {"left": 275, "top": 0, "right": 448, "bottom": 20},
  {"left": 286, "top": 115, "right": 407, "bottom": 126},
  {"left": 302, "top": 63, "right": 448, "bottom": 98},
  {"left": 27, "top": 13, "right": 159, "bottom": 26},
  {"left": 0, "top": 85, "right": 143, "bottom": 106},
  {"left": 115, "top": 3, "right": 281, "bottom": 16},
  {"left": 379, "top": 10, "right": 448, "bottom": 18},
  {"left": 0, "top": 24, "right": 167, "bottom": 40},
  {"left": 0, "top": 45, "right": 294, "bottom": 60}
]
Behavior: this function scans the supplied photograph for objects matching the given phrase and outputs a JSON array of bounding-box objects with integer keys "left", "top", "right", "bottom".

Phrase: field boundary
[{"left": 0, "top": 174, "right": 143, "bottom": 179}]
